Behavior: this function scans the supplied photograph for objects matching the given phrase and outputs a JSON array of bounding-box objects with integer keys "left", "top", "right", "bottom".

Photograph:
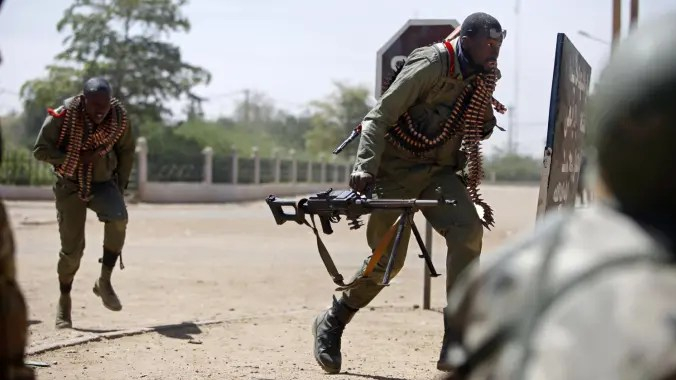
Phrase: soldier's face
[
  {"left": 84, "top": 92, "right": 112, "bottom": 124},
  {"left": 466, "top": 35, "right": 502, "bottom": 72}
]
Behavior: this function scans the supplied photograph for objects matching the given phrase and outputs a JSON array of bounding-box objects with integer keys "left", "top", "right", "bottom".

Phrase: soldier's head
[
  {"left": 459, "top": 12, "right": 505, "bottom": 72},
  {"left": 83, "top": 77, "right": 113, "bottom": 124},
  {"left": 587, "top": 12, "right": 676, "bottom": 221}
]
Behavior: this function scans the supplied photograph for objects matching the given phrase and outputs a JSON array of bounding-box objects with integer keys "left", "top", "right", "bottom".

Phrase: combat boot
[
  {"left": 55, "top": 281, "right": 72, "bottom": 329},
  {"left": 312, "top": 296, "right": 358, "bottom": 374},
  {"left": 93, "top": 249, "right": 122, "bottom": 311}
]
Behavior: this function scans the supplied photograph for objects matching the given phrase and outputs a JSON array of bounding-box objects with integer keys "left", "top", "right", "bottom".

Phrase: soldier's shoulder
[
  {"left": 407, "top": 43, "right": 444, "bottom": 66},
  {"left": 45, "top": 96, "right": 77, "bottom": 121}
]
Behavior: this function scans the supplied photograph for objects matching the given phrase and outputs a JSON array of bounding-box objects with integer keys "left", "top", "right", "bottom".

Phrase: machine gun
[{"left": 265, "top": 188, "right": 457, "bottom": 290}]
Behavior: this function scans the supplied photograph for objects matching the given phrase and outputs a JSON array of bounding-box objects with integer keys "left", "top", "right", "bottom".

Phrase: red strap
[
  {"left": 442, "top": 40, "right": 456, "bottom": 77},
  {"left": 47, "top": 107, "right": 66, "bottom": 118}
]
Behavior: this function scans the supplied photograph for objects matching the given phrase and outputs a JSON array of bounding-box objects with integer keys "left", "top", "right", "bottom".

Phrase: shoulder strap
[
  {"left": 442, "top": 40, "right": 456, "bottom": 77},
  {"left": 46, "top": 105, "right": 66, "bottom": 118}
]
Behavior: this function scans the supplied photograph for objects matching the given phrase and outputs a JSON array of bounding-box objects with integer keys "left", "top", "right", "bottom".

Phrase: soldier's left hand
[{"left": 349, "top": 171, "right": 374, "bottom": 194}]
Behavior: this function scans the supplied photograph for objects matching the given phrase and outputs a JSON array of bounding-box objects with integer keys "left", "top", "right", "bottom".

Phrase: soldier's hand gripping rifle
[{"left": 265, "top": 188, "right": 457, "bottom": 290}]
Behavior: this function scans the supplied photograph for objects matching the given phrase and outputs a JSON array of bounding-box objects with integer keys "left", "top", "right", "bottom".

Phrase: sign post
[
  {"left": 536, "top": 34, "right": 592, "bottom": 220},
  {"left": 376, "top": 19, "right": 459, "bottom": 310}
]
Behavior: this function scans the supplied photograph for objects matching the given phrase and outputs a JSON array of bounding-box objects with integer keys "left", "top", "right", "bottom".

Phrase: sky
[{"left": 1, "top": 0, "right": 675, "bottom": 157}]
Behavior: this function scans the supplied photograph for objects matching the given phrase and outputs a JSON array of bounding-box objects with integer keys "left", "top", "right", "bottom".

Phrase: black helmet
[{"left": 586, "top": 11, "right": 676, "bottom": 215}]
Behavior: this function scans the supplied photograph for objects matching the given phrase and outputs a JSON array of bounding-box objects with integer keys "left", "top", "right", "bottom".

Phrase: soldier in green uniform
[
  {"left": 0, "top": 136, "right": 36, "bottom": 380},
  {"left": 0, "top": 0, "right": 36, "bottom": 375},
  {"left": 440, "top": 13, "right": 676, "bottom": 379},
  {"left": 312, "top": 12, "right": 507, "bottom": 374},
  {"left": 33, "top": 77, "right": 136, "bottom": 329}
]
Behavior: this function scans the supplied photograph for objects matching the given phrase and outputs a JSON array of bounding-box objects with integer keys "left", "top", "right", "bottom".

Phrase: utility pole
[
  {"left": 508, "top": 0, "right": 521, "bottom": 154},
  {"left": 243, "top": 89, "right": 251, "bottom": 124},
  {"left": 612, "top": 0, "right": 622, "bottom": 52},
  {"left": 629, "top": 0, "right": 639, "bottom": 29}
]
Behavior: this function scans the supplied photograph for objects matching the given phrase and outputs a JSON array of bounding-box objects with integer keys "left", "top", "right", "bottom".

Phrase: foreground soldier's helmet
[{"left": 586, "top": 12, "right": 676, "bottom": 216}]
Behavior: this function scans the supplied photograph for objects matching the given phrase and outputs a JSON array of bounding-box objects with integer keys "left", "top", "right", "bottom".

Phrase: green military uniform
[
  {"left": 33, "top": 95, "right": 136, "bottom": 327},
  {"left": 0, "top": 143, "right": 36, "bottom": 380},
  {"left": 343, "top": 37, "right": 498, "bottom": 309},
  {"left": 313, "top": 33, "right": 503, "bottom": 375},
  {"left": 0, "top": 8, "right": 37, "bottom": 373}
]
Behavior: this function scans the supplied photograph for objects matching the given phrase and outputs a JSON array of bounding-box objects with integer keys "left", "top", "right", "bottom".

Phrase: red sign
[{"left": 376, "top": 19, "right": 460, "bottom": 96}]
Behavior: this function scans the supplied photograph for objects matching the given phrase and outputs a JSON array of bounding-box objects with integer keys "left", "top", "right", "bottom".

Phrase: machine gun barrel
[{"left": 352, "top": 198, "right": 456, "bottom": 208}]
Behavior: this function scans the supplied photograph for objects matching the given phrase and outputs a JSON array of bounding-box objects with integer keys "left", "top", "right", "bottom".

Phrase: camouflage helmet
[{"left": 586, "top": 11, "right": 676, "bottom": 215}]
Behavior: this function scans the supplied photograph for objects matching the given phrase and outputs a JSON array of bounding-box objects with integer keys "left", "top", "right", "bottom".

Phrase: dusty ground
[{"left": 7, "top": 184, "right": 540, "bottom": 380}]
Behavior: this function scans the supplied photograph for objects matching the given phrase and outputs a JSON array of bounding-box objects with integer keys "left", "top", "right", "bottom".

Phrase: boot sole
[
  {"left": 312, "top": 314, "right": 340, "bottom": 374},
  {"left": 93, "top": 285, "right": 122, "bottom": 312},
  {"left": 55, "top": 320, "right": 72, "bottom": 329}
]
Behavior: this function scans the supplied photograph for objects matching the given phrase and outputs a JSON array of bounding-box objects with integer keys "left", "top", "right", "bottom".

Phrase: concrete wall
[
  {"left": 0, "top": 137, "right": 353, "bottom": 203},
  {"left": 140, "top": 182, "right": 348, "bottom": 203}
]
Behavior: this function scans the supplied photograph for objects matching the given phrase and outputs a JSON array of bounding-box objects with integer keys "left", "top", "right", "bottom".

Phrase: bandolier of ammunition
[
  {"left": 381, "top": 42, "right": 506, "bottom": 229},
  {"left": 55, "top": 95, "right": 128, "bottom": 201}
]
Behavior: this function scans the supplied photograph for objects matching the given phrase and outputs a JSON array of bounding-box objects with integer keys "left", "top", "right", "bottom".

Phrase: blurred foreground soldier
[
  {"left": 33, "top": 77, "right": 136, "bottom": 329},
  {"left": 440, "top": 13, "right": 676, "bottom": 380},
  {"left": 312, "top": 12, "right": 508, "bottom": 373},
  {"left": 0, "top": 0, "right": 36, "bottom": 377}
]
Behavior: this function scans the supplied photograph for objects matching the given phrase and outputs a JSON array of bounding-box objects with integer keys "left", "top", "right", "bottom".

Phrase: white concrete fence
[{"left": 0, "top": 137, "right": 354, "bottom": 203}]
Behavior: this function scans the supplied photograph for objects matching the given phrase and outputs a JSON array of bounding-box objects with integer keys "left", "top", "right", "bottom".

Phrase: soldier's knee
[
  {"left": 58, "top": 248, "right": 84, "bottom": 279},
  {"left": 441, "top": 218, "right": 483, "bottom": 252},
  {"left": 107, "top": 218, "right": 128, "bottom": 232}
]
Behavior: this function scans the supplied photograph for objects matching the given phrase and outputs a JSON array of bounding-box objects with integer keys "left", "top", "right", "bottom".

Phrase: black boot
[
  {"left": 312, "top": 296, "right": 358, "bottom": 374},
  {"left": 93, "top": 248, "right": 122, "bottom": 311},
  {"left": 55, "top": 280, "right": 72, "bottom": 329}
]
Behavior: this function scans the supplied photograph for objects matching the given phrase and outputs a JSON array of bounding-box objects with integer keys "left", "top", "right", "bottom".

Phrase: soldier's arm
[
  {"left": 353, "top": 48, "right": 443, "bottom": 175},
  {"left": 481, "top": 103, "right": 498, "bottom": 140},
  {"left": 114, "top": 120, "right": 136, "bottom": 191},
  {"left": 32, "top": 112, "right": 66, "bottom": 165}
]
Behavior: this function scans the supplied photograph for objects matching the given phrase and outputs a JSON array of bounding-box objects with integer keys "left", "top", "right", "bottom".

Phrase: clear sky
[{"left": 1, "top": 0, "right": 674, "bottom": 157}]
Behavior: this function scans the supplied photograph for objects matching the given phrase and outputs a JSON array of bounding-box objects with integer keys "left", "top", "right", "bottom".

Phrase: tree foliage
[
  {"left": 304, "top": 81, "right": 373, "bottom": 157},
  {"left": 19, "top": 0, "right": 211, "bottom": 136}
]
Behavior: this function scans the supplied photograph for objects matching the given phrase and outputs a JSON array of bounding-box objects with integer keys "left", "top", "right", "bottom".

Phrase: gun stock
[{"left": 265, "top": 195, "right": 304, "bottom": 226}]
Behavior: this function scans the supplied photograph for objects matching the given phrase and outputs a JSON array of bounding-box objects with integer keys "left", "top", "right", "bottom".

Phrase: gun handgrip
[{"left": 319, "top": 215, "right": 334, "bottom": 235}]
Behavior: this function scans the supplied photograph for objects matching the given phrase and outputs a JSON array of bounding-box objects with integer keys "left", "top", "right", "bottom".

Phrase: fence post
[
  {"left": 202, "top": 146, "right": 213, "bottom": 184},
  {"left": 332, "top": 156, "right": 340, "bottom": 184},
  {"left": 290, "top": 149, "right": 297, "bottom": 184},
  {"left": 231, "top": 145, "right": 239, "bottom": 184},
  {"left": 319, "top": 153, "right": 327, "bottom": 183},
  {"left": 307, "top": 160, "right": 313, "bottom": 183},
  {"left": 273, "top": 148, "right": 281, "bottom": 183},
  {"left": 252, "top": 146, "right": 260, "bottom": 184},
  {"left": 135, "top": 137, "right": 148, "bottom": 201}
]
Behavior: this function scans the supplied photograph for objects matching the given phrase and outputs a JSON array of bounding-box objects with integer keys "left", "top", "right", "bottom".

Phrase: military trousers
[
  {"left": 341, "top": 169, "right": 483, "bottom": 310},
  {"left": 53, "top": 179, "right": 128, "bottom": 283},
  {"left": 0, "top": 202, "right": 35, "bottom": 380}
]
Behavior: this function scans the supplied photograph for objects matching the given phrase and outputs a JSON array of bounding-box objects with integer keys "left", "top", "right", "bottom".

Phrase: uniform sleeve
[
  {"left": 353, "top": 47, "right": 443, "bottom": 175},
  {"left": 32, "top": 113, "right": 66, "bottom": 165},
  {"left": 113, "top": 120, "right": 136, "bottom": 190}
]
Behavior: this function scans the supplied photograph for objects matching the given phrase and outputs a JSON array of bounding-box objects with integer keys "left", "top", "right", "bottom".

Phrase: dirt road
[{"left": 7, "top": 184, "right": 540, "bottom": 380}]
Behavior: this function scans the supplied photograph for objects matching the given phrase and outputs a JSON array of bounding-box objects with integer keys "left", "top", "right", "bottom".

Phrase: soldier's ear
[{"left": 460, "top": 35, "right": 471, "bottom": 51}]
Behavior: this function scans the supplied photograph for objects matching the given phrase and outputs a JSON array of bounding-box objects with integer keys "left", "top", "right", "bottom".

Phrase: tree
[
  {"left": 20, "top": 0, "right": 211, "bottom": 132},
  {"left": 304, "top": 81, "right": 373, "bottom": 157}
]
